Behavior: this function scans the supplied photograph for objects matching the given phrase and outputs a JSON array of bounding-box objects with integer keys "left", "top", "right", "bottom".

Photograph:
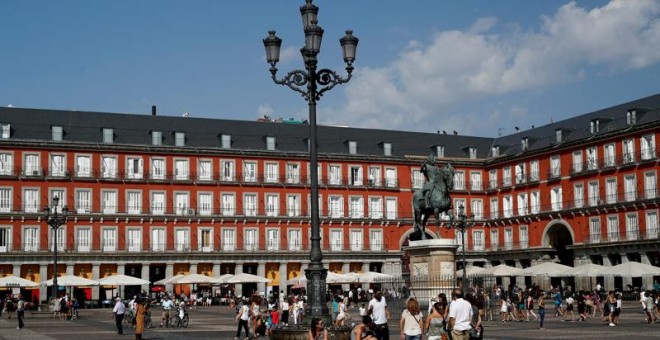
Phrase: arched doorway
[{"left": 544, "top": 222, "right": 574, "bottom": 266}]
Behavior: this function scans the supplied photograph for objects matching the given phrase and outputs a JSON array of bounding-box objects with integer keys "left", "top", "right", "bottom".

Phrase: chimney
[{"left": 151, "top": 105, "right": 157, "bottom": 116}]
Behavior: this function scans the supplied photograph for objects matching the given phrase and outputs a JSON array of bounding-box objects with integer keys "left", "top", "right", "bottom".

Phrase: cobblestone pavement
[{"left": 0, "top": 302, "right": 659, "bottom": 339}]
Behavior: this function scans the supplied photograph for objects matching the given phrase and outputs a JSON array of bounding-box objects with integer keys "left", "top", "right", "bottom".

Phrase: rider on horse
[{"left": 421, "top": 154, "right": 440, "bottom": 207}]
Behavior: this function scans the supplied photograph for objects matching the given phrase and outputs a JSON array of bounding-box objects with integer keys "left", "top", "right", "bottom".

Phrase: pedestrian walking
[
  {"left": 112, "top": 297, "right": 126, "bottom": 335},
  {"left": 16, "top": 294, "right": 25, "bottom": 329},
  {"left": 537, "top": 293, "right": 546, "bottom": 331},
  {"left": 399, "top": 297, "right": 423, "bottom": 340},
  {"left": 447, "top": 289, "right": 473, "bottom": 340},
  {"left": 367, "top": 289, "right": 390, "bottom": 340},
  {"left": 234, "top": 299, "right": 250, "bottom": 340}
]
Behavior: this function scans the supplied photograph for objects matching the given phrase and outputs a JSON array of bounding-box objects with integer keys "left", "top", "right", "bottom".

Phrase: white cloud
[{"left": 323, "top": 0, "right": 660, "bottom": 135}]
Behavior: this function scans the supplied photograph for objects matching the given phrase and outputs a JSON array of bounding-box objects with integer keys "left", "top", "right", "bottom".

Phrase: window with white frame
[
  {"left": 101, "top": 227, "right": 117, "bottom": 252},
  {"left": 348, "top": 141, "right": 357, "bottom": 155},
  {"left": 221, "top": 160, "right": 235, "bottom": 181},
  {"left": 0, "top": 153, "right": 13, "bottom": 176},
  {"left": 23, "top": 188, "right": 39, "bottom": 213},
  {"left": 489, "top": 198, "right": 498, "bottom": 219},
  {"left": 504, "top": 228, "right": 513, "bottom": 250},
  {"left": 472, "top": 230, "right": 484, "bottom": 250},
  {"left": 221, "top": 134, "right": 231, "bottom": 149},
  {"left": 243, "top": 161, "right": 257, "bottom": 182},
  {"left": 502, "top": 166, "right": 511, "bottom": 186},
  {"left": 174, "top": 132, "right": 185, "bottom": 147},
  {"left": 286, "top": 194, "right": 300, "bottom": 217},
  {"left": 436, "top": 145, "right": 445, "bottom": 158},
  {"left": 307, "top": 194, "right": 323, "bottom": 217},
  {"left": 555, "top": 129, "right": 563, "bottom": 143},
  {"left": 243, "top": 193, "right": 257, "bottom": 216},
  {"left": 470, "top": 172, "right": 482, "bottom": 191},
  {"left": 51, "top": 125, "right": 63, "bottom": 141},
  {"left": 646, "top": 211, "right": 658, "bottom": 239},
  {"left": 490, "top": 229, "right": 498, "bottom": 250},
  {"left": 349, "top": 196, "right": 364, "bottom": 218},
  {"left": 605, "top": 178, "right": 617, "bottom": 204},
  {"left": 266, "top": 229, "right": 279, "bottom": 251},
  {"left": 198, "top": 160, "right": 212, "bottom": 181},
  {"left": 266, "top": 136, "right": 276, "bottom": 151},
  {"left": 307, "top": 164, "right": 322, "bottom": 184},
  {"left": 198, "top": 228, "right": 213, "bottom": 252},
  {"left": 517, "top": 193, "right": 528, "bottom": 216},
  {"left": 266, "top": 194, "right": 279, "bottom": 217},
  {"left": 574, "top": 183, "right": 584, "bottom": 208},
  {"left": 151, "top": 228, "right": 166, "bottom": 251},
  {"left": 24, "top": 226, "right": 39, "bottom": 252},
  {"left": 330, "top": 229, "right": 343, "bottom": 251},
  {"left": 383, "top": 142, "right": 392, "bottom": 156},
  {"left": 521, "top": 138, "right": 529, "bottom": 151},
  {"left": 175, "top": 228, "right": 190, "bottom": 251},
  {"left": 73, "top": 189, "right": 90, "bottom": 214},
  {"left": 221, "top": 193, "right": 235, "bottom": 215},
  {"left": 454, "top": 230, "right": 464, "bottom": 251},
  {"left": 265, "top": 162, "right": 279, "bottom": 183},
  {"left": 454, "top": 171, "right": 465, "bottom": 190},
  {"left": 626, "top": 213, "right": 639, "bottom": 241},
  {"left": 50, "top": 154, "right": 66, "bottom": 177},
  {"left": 627, "top": 110, "right": 637, "bottom": 125},
  {"left": 350, "top": 229, "right": 363, "bottom": 251},
  {"left": 100, "top": 155, "right": 116, "bottom": 179},
  {"left": 469, "top": 147, "right": 477, "bottom": 159},
  {"left": 174, "top": 192, "right": 190, "bottom": 215},
  {"left": 0, "top": 188, "right": 10, "bottom": 213},
  {"left": 329, "top": 165, "right": 342, "bottom": 185},
  {"left": 0, "top": 227, "right": 12, "bottom": 252},
  {"left": 75, "top": 155, "right": 91, "bottom": 178},
  {"left": 385, "top": 168, "right": 397, "bottom": 187},
  {"left": 329, "top": 196, "right": 344, "bottom": 218},
  {"left": 471, "top": 199, "right": 483, "bottom": 220},
  {"left": 590, "top": 119, "right": 599, "bottom": 134},
  {"left": 589, "top": 218, "right": 601, "bottom": 243},
  {"left": 150, "top": 191, "right": 165, "bottom": 214},
  {"left": 127, "top": 228, "right": 142, "bottom": 252},
  {"left": 491, "top": 146, "right": 500, "bottom": 157},
  {"left": 588, "top": 181, "right": 599, "bottom": 206},
  {"left": 49, "top": 189, "right": 66, "bottom": 213},
  {"left": 551, "top": 187, "right": 563, "bottom": 211},
  {"left": 454, "top": 199, "right": 466, "bottom": 217},
  {"left": 503, "top": 196, "right": 512, "bottom": 218},
  {"left": 622, "top": 139, "right": 635, "bottom": 164},
  {"left": 174, "top": 159, "right": 189, "bottom": 180},
  {"left": 101, "top": 190, "right": 117, "bottom": 214},
  {"left": 244, "top": 228, "right": 258, "bottom": 251},
  {"left": 288, "top": 229, "right": 302, "bottom": 251},
  {"left": 515, "top": 164, "right": 526, "bottom": 184},
  {"left": 222, "top": 228, "right": 235, "bottom": 251},
  {"left": 645, "top": 171, "right": 657, "bottom": 199},
  {"left": 519, "top": 226, "right": 528, "bottom": 248},
  {"left": 286, "top": 163, "right": 300, "bottom": 184},
  {"left": 550, "top": 156, "right": 561, "bottom": 177},
  {"left": 411, "top": 169, "right": 424, "bottom": 189},
  {"left": 489, "top": 169, "right": 498, "bottom": 189},
  {"left": 102, "top": 128, "right": 113, "bottom": 143},
  {"left": 198, "top": 192, "right": 213, "bottom": 216},
  {"left": 624, "top": 175, "right": 636, "bottom": 202},
  {"left": 603, "top": 144, "right": 615, "bottom": 167},
  {"left": 24, "top": 153, "right": 40, "bottom": 176},
  {"left": 127, "top": 191, "right": 142, "bottom": 214},
  {"left": 367, "top": 167, "right": 381, "bottom": 187},
  {"left": 530, "top": 191, "right": 540, "bottom": 214},
  {"left": 0, "top": 123, "right": 9, "bottom": 139},
  {"left": 125, "top": 156, "right": 143, "bottom": 179},
  {"left": 77, "top": 227, "right": 92, "bottom": 252},
  {"left": 586, "top": 147, "right": 598, "bottom": 170},
  {"left": 530, "top": 160, "right": 539, "bottom": 181},
  {"left": 149, "top": 157, "right": 164, "bottom": 180},
  {"left": 607, "top": 215, "right": 619, "bottom": 241},
  {"left": 49, "top": 226, "right": 64, "bottom": 252},
  {"left": 640, "top": 134, "right": 656, "bottom": 160},
  {"left": 349, "top": 165, "right": 363, "bottom": 186},
  {"left": 370, "top": 229, "right": 383, "bottom": 251},
  {"left": 369, "top": 197, "right": 383, "bottom": 219},
  {"left": 151, "top": 131, "right": 162, "bottom": 146},
  {"left": 572, "top": 150, "right": 583, "bottom": 173},
  {"left": 385, "top": 198, "right": 397, "bottom": 220}
]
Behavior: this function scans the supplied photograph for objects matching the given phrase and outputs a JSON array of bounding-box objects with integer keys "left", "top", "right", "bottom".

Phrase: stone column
[
  {"left": 279, "top": 263, "right": 288, "bottom": 296},
  {"left": 66, "top": 264, "right": 74, "bottom": 276},
  {"left": 601, "top": 256, "right": 613, "bottom": 291},
  {"left": 514, "top": 260, "right": 525, "bottom": 288},
  {"left": 212, "top": 263, "right": 221, "bottom": 277},
  {"left": 640, "top": 253, "right": 652, "bottom": 290},
  {"left": 342, "top": 263, "right": 351, "bottom": 291},
  {"left": 190, "top": 263, "right": 198, "bottom": 274},
  {"left": 12, "top": 264, "right": 20, "bottom": 277},
  {"left": 116, "top": 263, "right": 126, "bottom": 298},
  {"left": 91, "top": 264, "right": 100, "bottom": 301},
  {"left": 141, "top": 264, "right": 150, "bottom": 295},
  {"left": 620, "top": 254, "right": 632, "bottom": 291},
  {"left": 165, "top": 263, "right": 174, "bottom": 294},
  {"left": 235, "top": 263, "right": 244, "bottom": 298},
  {"left": 39, "top": 264, "right": 48, "bottom": 303},
  {"left": 257, "top": 263, "right": 266, "bottom": 295},
  {"left": 301, "top": 263, "right": 308, "bottom": 273}
]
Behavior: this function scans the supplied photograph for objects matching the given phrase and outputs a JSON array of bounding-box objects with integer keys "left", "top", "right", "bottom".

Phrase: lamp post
[
  {"left": 263, "top": 0, "right": 357, "bottom": 319},
  {"left": 43, "top": 196, "right": 69, "bottom": 299},
  {"left": 449, "top": 204, "right": 473, "bottom": 289}
]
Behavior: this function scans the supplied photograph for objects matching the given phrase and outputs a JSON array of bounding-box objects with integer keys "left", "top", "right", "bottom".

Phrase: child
[{"left": 268, "top": 309, "right": 280, "bottom": 336}]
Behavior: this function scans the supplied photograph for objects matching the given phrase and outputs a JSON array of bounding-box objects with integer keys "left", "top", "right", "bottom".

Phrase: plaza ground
[{"left": 0, "top": 301, "right": 659, "bottom": 339}]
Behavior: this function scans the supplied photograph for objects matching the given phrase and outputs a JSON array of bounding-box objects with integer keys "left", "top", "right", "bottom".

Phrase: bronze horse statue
[{"left": 411, "top": 163, "right": 455, "bottom": 240}]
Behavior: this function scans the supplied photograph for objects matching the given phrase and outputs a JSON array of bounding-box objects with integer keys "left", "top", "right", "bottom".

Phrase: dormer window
[
  {"left": 555, "top": 129, "right": 563, "bottom": 143},
  {"left": 436, "top": 145, "right": 445, "bottom": 158},
  {"left": 590, "top": 119, "right": 600, "bottom": 134},
  {"left": 382, "top": 142, "right": 392, "bottom": 156},
  {"left": 151, "top": 131, "right": 162, "bottom": 146},
  {"left": 221, "top": 134, "right": 231, "bottom": 149},
  {"left": 174, "top": 132, "right": 185, "bottom": 147},
  {"left": 102, "top": 128, "right": 114, "bottom": 143},
  {"left": 469, "top": 147, "right": 477, "bottom": 159},
  {"left": 491, "top": 146, "right": 500, "bottom": 157},
  {"left": 348, "top": 141, "right": 357, "bottom": 155},
  {"left": 266, "top": 136, "right": 276, "bottom": 151},
  {"left": 521, "top": 138, "right": 529, "bottom": 151},
  {"left": 627, "top": 110, "right": 637, "bottom": 126},
  {"left": 52, "top": 126, "right": 63, "bottom": 141},
  {"left": 0, "top": 123, "right": 9, "bottom": 139}
]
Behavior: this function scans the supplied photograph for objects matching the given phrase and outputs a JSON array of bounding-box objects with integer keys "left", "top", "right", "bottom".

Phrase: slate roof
[{"left": 1, "top": 92, "right": 659, "bottom": 160}]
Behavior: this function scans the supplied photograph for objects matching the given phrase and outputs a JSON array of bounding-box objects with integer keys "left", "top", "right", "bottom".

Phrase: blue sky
[{"left": 1, "top": 0, "right": 659, "bottom": 137}]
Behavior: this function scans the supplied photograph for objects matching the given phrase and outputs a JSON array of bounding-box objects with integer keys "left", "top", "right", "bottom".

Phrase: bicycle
[{"left": 169, "top": 308, "right": 189, "bottom": 329}]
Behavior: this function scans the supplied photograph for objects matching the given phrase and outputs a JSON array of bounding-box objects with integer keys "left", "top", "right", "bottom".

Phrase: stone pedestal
[{"left": 405, "top": 239, "right": 458, "bottom": 308}]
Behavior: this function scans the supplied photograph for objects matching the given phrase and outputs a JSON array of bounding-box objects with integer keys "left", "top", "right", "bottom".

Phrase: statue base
[{"left": 405, "top": 239, "right": 458, "bottom": 308}]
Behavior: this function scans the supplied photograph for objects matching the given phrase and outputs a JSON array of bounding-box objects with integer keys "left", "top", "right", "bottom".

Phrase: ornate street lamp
[
  {"left": 43, "top": 196, "right": 69, "bottom": 299},
  {"left": 263, "top": 0, "right": 357, "bottom": 319},
  {"left": 448, "top": 204, "right": 473, "bottom": 289}
]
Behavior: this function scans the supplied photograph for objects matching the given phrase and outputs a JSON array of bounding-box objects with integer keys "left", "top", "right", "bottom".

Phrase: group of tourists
[
  {"left": 51, "top": 295, "right": 79, "bottom": 321},
  {"left": 2, "top": 294, "right": 26, "bottom": 330}
]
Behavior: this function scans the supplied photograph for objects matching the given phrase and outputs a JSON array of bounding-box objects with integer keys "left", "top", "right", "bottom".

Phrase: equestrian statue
[{"left": 411, "top": 154, "right": 455, "bottom": 240}]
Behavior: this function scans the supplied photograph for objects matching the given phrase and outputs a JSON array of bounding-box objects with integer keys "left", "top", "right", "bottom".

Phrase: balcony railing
[{"left": 583, "top": 229, "right": 659, "bottom": 245}]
